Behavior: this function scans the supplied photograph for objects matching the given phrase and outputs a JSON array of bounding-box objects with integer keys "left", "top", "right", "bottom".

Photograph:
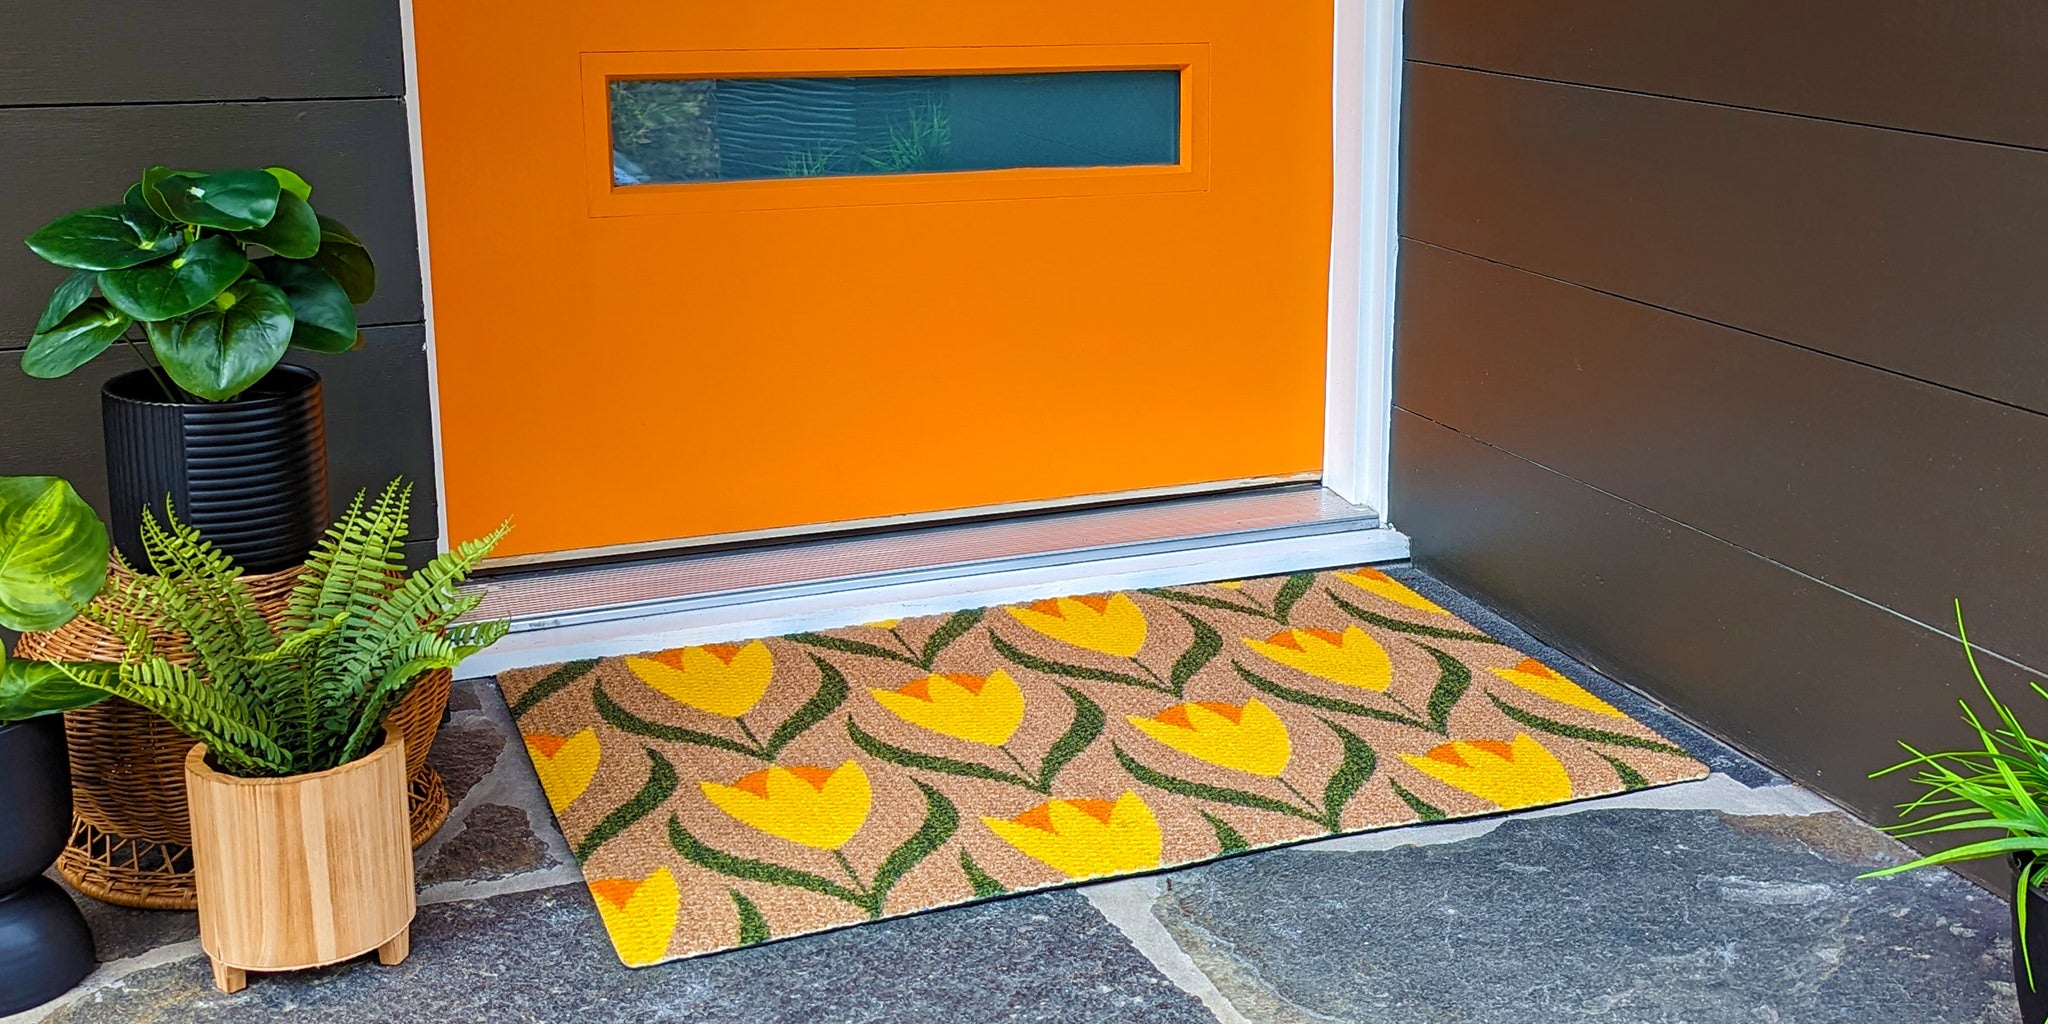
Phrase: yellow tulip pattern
[
  {"left": 1128, "top": 699, "right": 1292, "bottom": 777},
  {"left": 627, "top": 640, "right": 775, "bottom": 718},
  {"left": 1004, "top": 593, "right": 1149, "bottom": 658},
  {"left": 1400, "top": 734, "right": 1575, "bottom": 810},
  {"left": 1488, "top": 658, "right": 1625, "bottom": 719},
  {"left": 701, "top": 762, "right": 873, "bottom": 851},
  {"left": 1335, "top": 566, "right": 1450, "bottom": 616},
  {"left": 1244, "top": 626, "right": 1394, "bottom": 692},
  {"left": 589, "top": 867, "right": 681, "bottom": 967},
  {"left": 983, "top": 793, "right": 1164, "bottom": 879},
  {"left": 502, "top": 569, "right": 1703, "bottom": 968},
  {"left": 525, "top": 729, "right": 601, "bottom": 813},
  {"left": 872, "top": 671, "right": 1027, "bottom": 747}
]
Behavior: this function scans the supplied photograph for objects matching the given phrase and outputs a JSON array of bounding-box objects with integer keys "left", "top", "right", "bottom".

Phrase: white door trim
[
  {"left": 396, "top": 0, "right": 453, "bottom": 552},
  {"left": 400, "top": 1, "right": 1403, "bottom": 552},
  {"left": 1322, "top": 0, "right": 1404, "bottom": 518}
]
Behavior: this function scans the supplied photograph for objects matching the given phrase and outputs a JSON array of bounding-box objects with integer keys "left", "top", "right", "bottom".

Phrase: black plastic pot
[
  {"left": 103, "top": 364, "right": 329, "bottom": 574},
  {"left": 0, "top": 716, "right": 95, "bottom": 1014},
  {"left": 2017, "top": 856, "right": 2048, "bottom": 1024}
]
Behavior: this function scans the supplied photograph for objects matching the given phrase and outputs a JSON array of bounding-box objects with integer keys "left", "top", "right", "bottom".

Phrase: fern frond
[
  {"left": 243, "top": 612, "right": 350, "bottom": 664},
  {"left": 77, "top": 659, "right": 293, "bottom": 776},
  {"left": 134, "top": 507, "right": 276, "bottom": 704}
]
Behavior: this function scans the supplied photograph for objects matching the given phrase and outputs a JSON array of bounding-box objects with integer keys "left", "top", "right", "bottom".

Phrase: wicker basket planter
[
  {"left": 187, "top": 728, "right": 414, "bottom": 993},
  {"left": 11, "top": 559, "right": 452, "bottom": 911}
]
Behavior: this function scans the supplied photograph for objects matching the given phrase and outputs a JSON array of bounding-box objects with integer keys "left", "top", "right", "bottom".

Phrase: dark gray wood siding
[
  {"left": 0, "top": 1, "right": 437, "bottom": 552},
  {"left": 1393, "top": 1, "right": 2048, "bottom": 845}
]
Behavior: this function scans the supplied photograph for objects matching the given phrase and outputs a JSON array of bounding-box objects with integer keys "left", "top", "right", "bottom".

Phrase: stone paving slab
[
  {"left": 39, "top": 884, "right": 1212, "bottom": 1024},
  {"left": 1147, "top": 807, "right": 2015, "bottom": 1023}
]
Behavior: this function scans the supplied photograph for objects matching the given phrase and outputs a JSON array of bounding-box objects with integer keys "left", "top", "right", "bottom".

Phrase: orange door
[{"left": 414, "top": 3, "right": 1333, "bottom": 561}]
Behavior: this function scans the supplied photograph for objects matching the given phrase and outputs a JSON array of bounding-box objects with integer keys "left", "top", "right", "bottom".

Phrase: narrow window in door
[{"left": 609, "top": 70, "right": 1182, "bottom": 185}]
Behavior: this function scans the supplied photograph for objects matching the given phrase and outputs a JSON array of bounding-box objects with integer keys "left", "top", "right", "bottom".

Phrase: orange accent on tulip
[
  {"left": 1067, "top": 798, "right": 1118, "bottom": 824},
  {"left": 783, "top": 765, "right": 836, "bottom": 790},
  {"left": 896, "top": 677, "right": 934, "bottom": 701},
  {"left": 1195, "top": 701, "right": 1245, "bottom": 724},
  {"left": 526, "top": 734, "right": 566, "bottom": 758},
  {"left": 731, "top": 770, "right": 771, "bottom": 798},
  {"left": 1072, "top": 595, "right": 1112, "bottom": 613},
  {"left": 1015, "top": 804, "right": 1057, "bottom": 833},
  {"left": 590, "top": 878, "right": 641, "bottom": 909},
  {"left": 1261, "top": 630, "right": 1306, "bottom": 651},
  {"left": 702, "top": 643, "right": 744, "bottom": 665}
]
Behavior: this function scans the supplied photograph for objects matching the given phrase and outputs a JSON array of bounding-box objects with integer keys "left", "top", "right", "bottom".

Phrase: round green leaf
[
  {"left": 139, "top": 165, "right": 196, "bottom": 222},
  {"left": 258, "top": 257, "right": 357, "bottom": 352},
  {"left": 0, "top": 656, "right": 110, "bottom": 724},
  {"left": 24, "top": 299, "right": 131, "bottom": 379},
  {"left": 237, "top": 191, "right": 319, "bottom": 259},
  {"left": 0, "top": 475, "right": 111, "bottom": 633},
  {"left": 265, "top": 166, "right": 313, "bottom": 202},
  {"left": 99, "top": 234, "right": 250, "bottom": 320},
  {"left": 151, "top": 169, "right": 282, "bottom": 231},
  {"left": 24, "top": 204, "right": 181, "bottom": 271},
  {"left": 144, "top": 278, "right": 295, "bottom": 401},
  {"left": 309, "top": 215, "right": 377, "bottom": 304},
  {"left": 35, "top": 269, "right": 98, "bottom": 333}
]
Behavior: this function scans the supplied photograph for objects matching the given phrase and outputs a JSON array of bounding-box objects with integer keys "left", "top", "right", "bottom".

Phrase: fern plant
[{"left": 54, "top": 480, "right": 509, "bottom": 778}]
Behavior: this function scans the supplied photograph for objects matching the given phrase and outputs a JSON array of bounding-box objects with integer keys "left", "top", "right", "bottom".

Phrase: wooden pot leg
[
  {"left": 376, "top": 927, "right": 410, "bottom": 966},
  {"left": 210, "top": 958, "right": 246, "bottom": 994}
]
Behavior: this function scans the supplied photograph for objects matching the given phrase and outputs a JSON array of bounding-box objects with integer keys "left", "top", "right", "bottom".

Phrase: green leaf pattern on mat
[
  {"left": 507, "top": 569, "right": 1704, "bottom": 966},
  {"left": 960, "top": 849, "right": 1008, "bottom": 897},
  {"left": 1201, "top": 811, "right": 1252, "bottom": 855},
  {"left": 731, "top": 889, "right": 771, "bottom": 945},
  {"left": 574, "top": 747, "right": 678, "bottom": 862}
]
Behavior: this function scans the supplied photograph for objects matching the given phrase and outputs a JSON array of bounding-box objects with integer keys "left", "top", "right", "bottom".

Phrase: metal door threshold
[{"left": 468, "top": 484, "right": 1385, "bottom": 633}]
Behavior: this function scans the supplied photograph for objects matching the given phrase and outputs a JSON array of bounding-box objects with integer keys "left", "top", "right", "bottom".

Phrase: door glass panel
[{"left": 610, "top": 70, "right": 1181, "bottom": 185}]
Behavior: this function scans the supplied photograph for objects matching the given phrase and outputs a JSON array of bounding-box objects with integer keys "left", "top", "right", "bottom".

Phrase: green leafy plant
[
  {"left": 1861, "top": 602, "right": 2048, "bottom": 983},
  {"left": 0, "top": 480, "right": 510, "bottom": 778},
  {"left": 23, "top": 166, "right": 377, "bottom": 402},
  {"left": 859, "top": 98, "right": 952, "bottom": 175},
  {"left": 0, "top": 477, "right": 113, "bottom": 723}
]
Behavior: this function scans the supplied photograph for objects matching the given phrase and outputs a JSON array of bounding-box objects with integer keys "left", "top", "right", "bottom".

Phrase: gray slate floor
[{"left": 7, "top": 568, "right": 2021, "bottom": 1023}]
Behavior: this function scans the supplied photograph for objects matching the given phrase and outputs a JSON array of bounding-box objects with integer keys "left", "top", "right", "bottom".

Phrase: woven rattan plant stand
[{"left": 12, "top": 560, "right": 452, "bottom": 911}]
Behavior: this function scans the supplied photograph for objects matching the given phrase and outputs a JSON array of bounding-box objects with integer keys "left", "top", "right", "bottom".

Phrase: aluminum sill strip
[{"left": 467, "top": 484, "right": 1383, "bottom": 634}]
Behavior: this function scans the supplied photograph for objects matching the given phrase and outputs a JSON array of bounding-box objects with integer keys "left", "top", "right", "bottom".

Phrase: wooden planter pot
[{"left": 185, "top": 729, "right": 415, "bottom": 994}]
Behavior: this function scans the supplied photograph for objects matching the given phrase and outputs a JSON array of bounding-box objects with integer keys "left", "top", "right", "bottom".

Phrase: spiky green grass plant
[{"left": 1861, "top": 602, "right": 2048, "bottom": 984}]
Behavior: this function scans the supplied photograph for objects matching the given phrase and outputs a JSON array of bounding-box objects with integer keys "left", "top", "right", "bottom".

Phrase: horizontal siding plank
[
  {"left": 1394, "top": 240, "right": 2048, "bottom": 668},
  {"left": 0, "top": 98, "right": 422, "bottom": 347},
  {"left": 1408, "top": 0, "right": 2048, "bottom": 150},
  {"left": 1400, "top": 63, "right": 2048, "bottom": 414},
  {"left": 0, "top": 2, "right": 403, "bottom": 106},
  {"left": 0, "top": 325, "right": 438, "bottom": 545},
  {"left": 1389, "top": 409, "right": 2026, "bottom": 847}
]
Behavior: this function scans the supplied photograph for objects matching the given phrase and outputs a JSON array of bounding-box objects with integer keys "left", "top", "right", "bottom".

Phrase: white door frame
[
  {"left": 1323, "top": 0, "right": 1403, "bottom": 520},
  {"left": 398, "top": 0, "right": 1403, "bottom": 553}
]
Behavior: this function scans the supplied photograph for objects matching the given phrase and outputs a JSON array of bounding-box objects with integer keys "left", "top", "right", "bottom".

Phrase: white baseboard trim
[{"left": 458, "top": 525, "right": 1411, "bottom": 678}]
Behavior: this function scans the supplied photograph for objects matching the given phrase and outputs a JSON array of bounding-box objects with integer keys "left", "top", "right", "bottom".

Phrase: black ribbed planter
[
  {"left": 2016, "top": 856, "right": 2048, "bottom": 1024},
  {"left": 0, "top": 716, "right": 95, "bottom": 1014},
  {"left": 103, "top": 365, "right": 329, "bottom": 574}
]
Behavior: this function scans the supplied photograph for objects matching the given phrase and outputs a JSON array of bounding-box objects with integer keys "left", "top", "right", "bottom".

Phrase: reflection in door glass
[{"left": 609, "top": 70, "right": 1181, "bottom": 185}]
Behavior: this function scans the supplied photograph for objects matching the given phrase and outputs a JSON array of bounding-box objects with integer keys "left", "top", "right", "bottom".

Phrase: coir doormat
[{"left": 502, "top": 568, "right": 1707, "bottom": 967}]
